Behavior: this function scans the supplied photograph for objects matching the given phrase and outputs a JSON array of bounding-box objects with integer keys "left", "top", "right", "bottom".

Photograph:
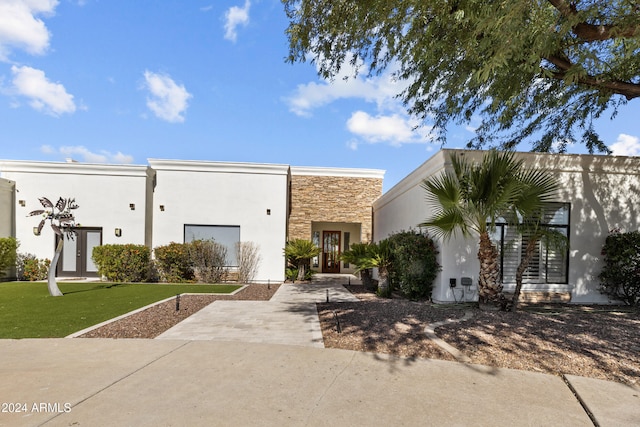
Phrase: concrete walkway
[
  {"left": 1, "top": 339, "right": 638, "bottom": 426},
  {"left": 156, "top": 277, "right": 359, "bottom": 347}
]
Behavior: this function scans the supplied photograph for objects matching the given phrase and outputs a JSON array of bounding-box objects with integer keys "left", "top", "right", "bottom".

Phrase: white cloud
[
  {"left": 346, "top": 111, "right": 433, "bottom": 148},
  {"left": 610, "top": 134, "right": 640, "bottom": 156},
  {"left": 0, "top": 0, "right": 58, "bottom": 61},
  {"left": 42, "top": 145, "right": 134, "bottom": 164},
  {"left": 11, "top": 65, "right": 76, "bottom": 116},
  {"left": 40, "top": 144, "right": 54, "bottom": 153},
  {"left": 285, "top": 62, "right": 403, "bottom": 117},
  {"left": 224, "top": 0, "right": 250, "bottom": 42},
  {"left": 142, "top": 70, "right": 192, "bottom": 123},
  {"left": 285, "top": 56, "right": 440, "bottom": 149}
]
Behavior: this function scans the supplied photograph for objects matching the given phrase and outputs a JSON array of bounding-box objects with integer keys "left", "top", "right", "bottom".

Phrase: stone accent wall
[{"left": 288, "top": 175, "right": 383, "bottom": 242}]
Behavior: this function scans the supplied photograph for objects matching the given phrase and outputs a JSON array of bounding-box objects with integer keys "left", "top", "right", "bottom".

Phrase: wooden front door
[{"left": 322, "top": 231, "right": 341, "bottom": 273}]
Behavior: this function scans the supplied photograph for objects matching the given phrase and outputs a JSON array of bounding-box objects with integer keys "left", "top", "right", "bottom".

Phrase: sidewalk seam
[
  {"left": 562, "top": 374, "right": 600, "bottom": 427},
  {"left": 304, "top": 351, "right": 357, "bottom": 426},
  {"left": 38, "top": 341, "right": 192, "bottom": 427}
]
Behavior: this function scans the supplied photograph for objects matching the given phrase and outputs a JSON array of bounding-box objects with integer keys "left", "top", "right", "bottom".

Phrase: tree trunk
[
  {"left": 360, "top": 268, "right": 375, "bottom": 291},
  {"left": 297, "top": 263, "right": 306, "bottom": 281},
  {"left": 477, "top": 232, "right": 502, "bottom": 304},
  {"left": 48, "top": 239, "right": 64, "bottom": 297},
  {"left": 377, "top": 267, "right": 390, "bottom": 297},
  {"left": 511, "top": 238, "right": 539, "bottom": 311}
]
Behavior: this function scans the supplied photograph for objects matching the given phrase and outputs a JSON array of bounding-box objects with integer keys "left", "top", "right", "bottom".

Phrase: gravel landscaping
[
  {"left": 79, "top": 282, "right": 639, "bottom": 387},
  {"left": 78, "top": 284, "right": 280, "bottom": 339}
]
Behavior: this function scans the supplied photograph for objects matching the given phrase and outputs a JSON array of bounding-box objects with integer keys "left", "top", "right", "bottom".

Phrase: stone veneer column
[{"left": 288, "top": 174, "right": 383, "bottom": 242}]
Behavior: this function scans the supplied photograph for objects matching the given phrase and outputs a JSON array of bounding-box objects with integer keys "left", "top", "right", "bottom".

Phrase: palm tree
[
  {"left": 510, "top": 207, "right": 568, "bottom": 311},
  {"left": 420, "top": 150, "right": 558, "bottom": 305},
  {"left": 284, "top": 239, "right": 321, "bottom": 281},
  {"left": 357, "top": 239, "right": 394, "bottom": 297},
  {"left": 340, "top": 242, "right": 375, "bottom": 290}
]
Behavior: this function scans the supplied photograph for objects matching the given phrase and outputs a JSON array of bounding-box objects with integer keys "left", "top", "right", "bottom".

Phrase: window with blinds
[{"left": 492, "top": 203, "right": 569, "bottom": 284}]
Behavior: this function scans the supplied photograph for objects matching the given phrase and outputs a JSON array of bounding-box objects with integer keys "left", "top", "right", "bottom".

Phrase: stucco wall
[
  {"left": 0, "top": 178, "right": 16, "bottom": 280},
  {"left": 373, "top": 149, "right": 640, "bottom": 304},
  {"left": 0, "top": 161, "right": 151, "bottom": 261},
  {"left": 289, "top": 167, "right": 384, "bottom": 243},
  {"left": 0, "top": 178, "right": 14, "bottom": 239},
  {"left": 149, "top": 160, "right": 289, "bottom": 283}
]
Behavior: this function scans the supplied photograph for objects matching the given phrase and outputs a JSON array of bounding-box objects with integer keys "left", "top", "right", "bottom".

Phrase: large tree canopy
[{"left": 283, "top": 0, "right": 640, "bottom": 153}]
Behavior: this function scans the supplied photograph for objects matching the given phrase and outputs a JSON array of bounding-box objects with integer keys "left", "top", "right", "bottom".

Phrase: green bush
[
  {"left": 387, "top": 230, "right": 441, "bottom": 300},
  {"left": 285, "top": 267, "right": 315, "bottom": 282},
  {"left": 92, "top": 244, "right": 151, "bottom": 282},
  {"left": 17, "top": 254, "right": 50, "bottom": 281},
  {"left": 153, "top": 242, "right": 194, "bottom": 283},
  {"left": 284, "top": 239, "right": 321, "bottom": 281},
  {"left": 599, "top": 230, "right": 640, "bottom": 306},
  {"left": 0, "top": 237, "right": 18, "bottom": 278}
]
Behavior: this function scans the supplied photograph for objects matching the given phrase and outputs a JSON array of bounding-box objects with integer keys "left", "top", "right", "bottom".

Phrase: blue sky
[{"left": 1, "top": 0, "right": 639, "bottom": 191}]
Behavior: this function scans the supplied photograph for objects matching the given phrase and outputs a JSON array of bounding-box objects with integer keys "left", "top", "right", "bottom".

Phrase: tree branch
[
  {"left": 547, "top": 0, "right": 640, "bottom": 41},
  {"left": 545, "top": 55, "right": 640, "bottom": 100}
]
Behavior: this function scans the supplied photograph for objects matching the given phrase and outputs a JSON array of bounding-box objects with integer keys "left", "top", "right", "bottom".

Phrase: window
[
  {"left": 184, "top": 225, "right": 240, "bottom": 266},
  {"left": 311, "top": 231, "right": 320, "bottom": 268},
  {"left": 493, "top": 203, "right": 570, "bottom": 284},
  {"left": 343, "top": 232, "right": 350, "bottom": 267}
]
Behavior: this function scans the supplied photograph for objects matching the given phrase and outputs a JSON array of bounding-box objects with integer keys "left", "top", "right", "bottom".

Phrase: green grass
[{"left": 0, "top": 281, "right": 240, "bottom": 339}]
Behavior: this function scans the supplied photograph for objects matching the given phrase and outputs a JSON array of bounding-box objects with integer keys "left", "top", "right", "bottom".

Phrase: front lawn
[{"left": 0, "top": 281, "right": 240, "bottom": 338}]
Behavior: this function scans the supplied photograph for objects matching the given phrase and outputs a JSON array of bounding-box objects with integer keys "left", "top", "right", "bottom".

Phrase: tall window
[
  {"left": 184, "top": 225, "right": 240, "bottom": 266},
  {"left": 311, "top": 231, "right": 320, "bottom": 268},
  {"left": 343, "top": 232, "right": 350, "bottom": 268},
  {"left": 492, "top": 203, "right": 570, "bottom": 284}
]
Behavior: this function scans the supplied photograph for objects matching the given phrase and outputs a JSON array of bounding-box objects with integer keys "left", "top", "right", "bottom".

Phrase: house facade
[
  {"left": 0, "top": 158, "right": 384, "bottom": 283},
  {"left": 288, "top": 167, "right": 384, "bottom": 274},
  {"left": 3, "top": 149, "right": 637, "bottom": 303},
  {"left": 0, "top": 160, "right": 153, "bottom": 278},
  {"left": 373, "top": 149, "right": 640, "bottom": 304}
]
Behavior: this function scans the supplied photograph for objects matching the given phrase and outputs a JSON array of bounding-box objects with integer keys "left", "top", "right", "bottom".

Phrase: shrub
[
  {"left": 599, "top": 230, "right": 640, "bottom": 306},
  {"left": 285, "top": 268, "right": 298, "bottom": 282},
  {"left": 153, "top": 242, "right": 194, "bottom": 283},
  {"left": 236, "top": 241, "right": 261, "bottom": 283},
  {"left": 284, "top": 239, "right": 321, "bottom": 281},
  {"left": 17, "top": 254, "right": 50, "bottom": 281},
  {"left": 285, "top": 267, "right": 315, "bottom": 282},
  {"left": 387, "top": 229, "right": 441, "bottom": 300},
  {"left": 92, "top": 244, "right": 151, "bottom": 282},
  {"left": 0, "top": 237, "right": 18, "bottom": 278},
  {"left": 188, "top": 239, "right": 228, "bottom": 283},
  {"left": 340, "top": 242, "right": 376, "bottom": 291}
]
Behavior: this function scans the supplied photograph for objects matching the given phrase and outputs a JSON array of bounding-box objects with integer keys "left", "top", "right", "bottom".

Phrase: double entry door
[{"left": 56, "top": 228, "right": 102, "bottom": 277}]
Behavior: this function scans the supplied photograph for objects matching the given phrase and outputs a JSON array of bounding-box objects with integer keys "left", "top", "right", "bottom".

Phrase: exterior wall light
[
  {"left": 19, "top": 200, "right": 26, "bottom": 207},
  {"left": 129, "top": 203, "right": 135, "bottom": 210},
  {"left": 115, "top": 228, "right": 122, "bottom": 237},
  {"left": 159, "top": 205, "right": 165, "bottom": 211},
  {"left": 266, "top": 209, "right": 271, "bottom": 215}
]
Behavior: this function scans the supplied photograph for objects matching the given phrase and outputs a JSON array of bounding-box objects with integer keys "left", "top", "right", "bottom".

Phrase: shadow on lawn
[{"left": 60, "top": 283, "right": 127, "bottom": 295}]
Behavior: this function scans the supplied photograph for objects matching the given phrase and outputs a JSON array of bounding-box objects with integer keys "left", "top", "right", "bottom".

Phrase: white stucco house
[
  {"left": 2, "top": 149, "right": 638, "bottom": 304},
  {"left": 0, "top": 158, "right": 384, "bottom": 283},
  {"left": 373, "top": 149, "right": 640, "bottom": 304},
  {"left": 147, "top": 159, "right": 291, "bottom": 282}
]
